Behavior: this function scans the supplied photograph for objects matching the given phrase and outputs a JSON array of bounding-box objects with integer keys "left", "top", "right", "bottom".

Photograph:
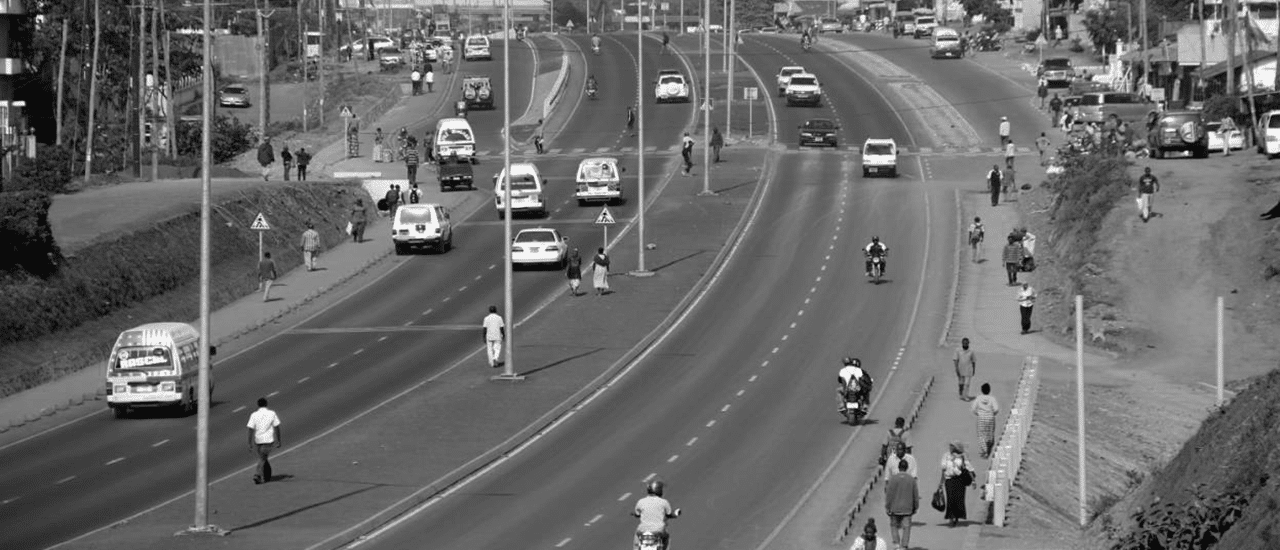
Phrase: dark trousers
[
  {"left": 1005, "top": 262, "right": 1019, "bottom": 285},
  {"left": 1020, "top": 305, "right": 1033, "bottom": 332},
  {"left": 255, "top": 443, "right": 274, "bottom": 482},
  {"left": 283, "top": 161, "right": 292, "bottom": 181},
  {"left": 297, "top": 165, "right": 308, "bottom": 181},
  {"left": 990, "top": 185, "right": 1000, "bottom": 206},
  {"left": 407, "top": 164, "right": 418, "bottom": 186},
  {"left": 352, "top": 221, "right": 366, "bottom": 242},
  {"left": 713, "top": 144, "right": 722, "bottom": 162},
  {"left": 682, "top": 152, "right": 692, "bottom": 174},
  {"left": 412, "top": 80, "right": 421, "bottom": 95}
]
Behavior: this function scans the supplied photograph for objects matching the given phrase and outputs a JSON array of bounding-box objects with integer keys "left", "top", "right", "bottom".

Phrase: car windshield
[
  {"left": 804, "top": 120, "right": 835, "bottom": 129},
  {"left": 466, "top": 38, "right": 486, "bottom": 46},
  {"left": 515, "top": 231, "right": 556, "bottom": 243},
  {"left": 1103, "top": 93, "right": 1139, "bottom": 104},
  {"left": 224, "top": 86, "right": 245, "bottom": 94},
  {"left": 1080, "top": 95, "right": 1102, "bottom": 106},
  {"left": 1043, "top": 59, "right": 1071, "bottom": 69},
  {"left": 660, "top": 76, "right": 683, "bottom": 85},
  {"left": 916, "top": 17, "right": 934, "bottom": 24},
  {"left": 398, "top": 208, "right": 434, "bottom": 224},
  {"left": 782, "top": 68, "right": 803, "bottom": 76},
  {"left": 1269, "top": 116, "right": 1280, "bottom": 129},
  {"left": 865, "top": 144, "right": 894, "bottom": 155},
  {"left": 441, "top": 128, "right": 472, "bottom": 142},
  {"left": 579, "top": 162, "right": 617, "bottom": 180},
  {"left": 790, "top": 77, "right": 817, "bottom": 86}
]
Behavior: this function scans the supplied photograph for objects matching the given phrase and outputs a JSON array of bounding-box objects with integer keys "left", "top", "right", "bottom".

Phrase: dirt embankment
[
  {"left": 0, "top": 182, "right": 367, "bottom": 398},
  {"left": 978, "top": 152, "right": 1280, "bottom": 549}
]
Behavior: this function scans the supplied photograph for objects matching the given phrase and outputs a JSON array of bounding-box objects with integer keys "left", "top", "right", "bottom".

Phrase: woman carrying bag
[{"left": 939, "top": 441, "right": 975, "bottom": 527}]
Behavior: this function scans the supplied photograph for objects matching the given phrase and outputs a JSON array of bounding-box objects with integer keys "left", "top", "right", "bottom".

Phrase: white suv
[
  {"left": 861, "top": 138, "right": 899, "bottom": 177},
  {"left": 784, "top": 73, "right": 822, "bottom": 107},
  {"left": 776, "top": 66, "right": 806, "bottom": 97},
  {"left": 463, "top": 35, "right": 491, "bottom": 61},
  {"left": 654, "top": 72, "right": 690, "bottom": 103},
  {"left": 392, "top": 203, "right": 454, "bottom": 254}
]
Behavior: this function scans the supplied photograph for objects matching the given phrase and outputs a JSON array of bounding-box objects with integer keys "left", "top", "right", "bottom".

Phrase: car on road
[
  {"left": 1075, "top": 91, "right": 1150, "bottom": 124},
  {"left": 575, "top": 157, "right": 624, "bottom": 205},
  {"left": 1145, "top": 110, "right": 1209, "bottom": 159},
  {"left": 511, "top": 228, "right": 569, "bottom": 269},
  {"left": 784, "top": 73, "right": 823, "bottom": 107},
  {"left": 776, "top": 66, "right": 806, "bottom": 96},
  {"left": 818, "top": 16, "right": 844, "bottom": 33},
  {"left": 798, "top": 118, "right": 840, "bottom": 147},
  {"left": 462, "top": 75, "right": 494, "bottom": 110},
  {"left": 340, "top": 36, "right": 395, "bottom": 56},
  {"left": 1207, "top": 120, "right": 1245, "bottom": 152},
  {"left": 378, "top": 47, "right": 406, "bottom": 70},
  {"left": 913, "top": 13, "right": 936, "bottom": 38},
  {"left": 861, "top": 138, "right": 898, "bottom": 177},
  {"left": 392, "top": 203, "right": 454, "bottom": 255},
  {"left": 655, "top": 71, "right": 691, "bottom": 103},
  {"left": 1256, "top": 110, "right": 1280, "bottom": 157},
  {"left": 930, "top": 27, "right": 962, "bottom": 59},
  {"left": 217, "top": 85, "right": 251, "bottom": 108},
  {"left": 1038, "top": 57, "right": 1075, "bottom": 87},
  {"left": 463, "top": 35, "right": 492, "bottom": 61},
  {"left": 434, "top": 117, "right": 476, "bottom": 160},
  {"left": 494, "top": 162, "right": 547, "bottom": 218}
]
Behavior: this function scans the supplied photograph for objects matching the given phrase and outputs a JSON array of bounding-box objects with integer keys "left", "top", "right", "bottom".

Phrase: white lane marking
[
  {"left": 687, "top": 437, "right": 698, "bottom": 446},
  {"left": 326, "top": 362, "right": 338, "bottom": 369},
  {"left": 474, "top": 275, "right": 482, "bottom": 281},
  {"left": 736, "top": 389, "right": 745, "bottom": 397},
  {"left": 105, "top": 457, "right": 125, "bottom": 466},
  {"left": 643, "top": 473, "right": 656, "bottom": 482},
  {"left": 761, "top": 360, "right": 769, "bottom": 367},
  {"left": 232, "top": 405, "right": 247, "bottom": 413},
  {"left": 1, "top": 497, "right": 18, "bottom": 504},
  {"left": 423, "top": 308, "right": 433, "bottom": 316},
  {"left": 820, "top": 265, "right": 827, "bottom": 271},
  {"left": 789, "top": 322, "right": 797, "bottom": 329},
  {"left": 152, "top": 439, "right": 169, "bottom": 448},
  {"left": 55, "top": 476, "right": 76, "bottom": 485},
  {"left": 298, "top": 377, "right": 311, "bottom": 384},
  {"left": 619, "top": 492, "right": 632, "bottom": 501},
  {"left": 804, "top": 297, "right": 811, "bottom": 304},
  {"left": 353, "top": 348, "right": 365, "bottom": 355},
  {"left": 556, "top": 538, "right": 572, "bottom": 547},
  {"left": 771, "top": 347, "right": 778, "bottom": 354},
  {"left": 489, "top": 264, "right": 497, "bottom": 270},
  {"left": 797, "top": 309, "right": 804, "bottom": 316},
  {"left": 825, "top": 254, "right": 831, "bottom": 260},
  {"left": 266, "top": 391, "right": 280, "bottom": 398},
  {"left": 706, "top": 420, "right": 716, "bottom": 428},
  {"left": 588, "top": 514, "right": 603, "bottom": 525},
  {"left": 403, "top": 321, "right": 413, "bottom": 326},
  {"left": 781, "top": 334, "right": 789, "bottom": 341},
  {"left": 378, "top": 336, "right": 388, "bottom": 342},
  {"left": 458, "top": 286, "right": 468, "bottom": 292},
  {"left": 748, "top": 375, "right": 758, "bottom": 382},
  {"left": 720, "top": 404, "right": 731, "bottom": 412},
  {"left": 442, "top": 296, "right": 451, "bottom": 302},
  {"left": 815, "top": 276, "right": 822, "bottom": 282},
  {"left": 667, "top": 455, "right": 679, "bottom": 463}
]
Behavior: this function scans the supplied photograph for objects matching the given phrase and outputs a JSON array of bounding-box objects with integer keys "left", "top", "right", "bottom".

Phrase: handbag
[
  {"left": 345, "top": 221, "right": 354, "bottom": 235},
  {"left": 931, "top": 479, "right": 947, "bottom": 512}
]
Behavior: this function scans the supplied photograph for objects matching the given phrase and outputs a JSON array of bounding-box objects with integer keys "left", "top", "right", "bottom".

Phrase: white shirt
[
  {"left": 838, "top": 365, "right": 865, "bottom": 388},
  {"left": 483, "top": 312, "right": 505, "bottom": 341},
  {"left": 998, "top": 120, "right": 1010, "bottom": 137},
  {"left": 1017, "top": 286, "right": 1036, "bottom": 308},
  {"left": 1005, "top": 142, "right": 1016, "bottom": 157},
  {"left": 411, "top": 70, "right": 422, "bottom": 81},
  {"left": 425, "top": 71, "right": 435, "bottom": 83},
  {"left": 634, "top": 495, "right": 673, "bottom": 532},
  {"left": 884, "top": 452, "right": 918, "bottom": 480},
  {"left": 246, "top": 407, "right": 281, "bottom": 444},
  {"left": 864, "top": 241, "right": 888, "bottom": 255},
  {"left": 1021, "top": 232, "right": 1036, "bottom": 256},
  {"left": 851, "top": 536, "right": 889, "bottom": 550}
]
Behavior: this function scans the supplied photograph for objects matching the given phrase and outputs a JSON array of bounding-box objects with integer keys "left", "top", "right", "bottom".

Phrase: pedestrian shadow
[
  {"left": 229, "top": 483, "right": 379, "bottom": 533},
  {"left": 517, "top": 348, "right": 606, "bottom": 377},
  {"left": 649, "top": 250, "right": 706, "bottom": 273},
  {"left": 713, "top": 179, "right": 756, "bottom": 195}
]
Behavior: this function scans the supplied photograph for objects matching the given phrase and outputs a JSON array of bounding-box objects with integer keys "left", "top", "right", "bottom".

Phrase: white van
[
  {"left": 931, "top": 28, "right": 962, "bottom": 59},
  {"left": 463, "top": 35, "right": 491, "bottom": 60},
  {"left": 105, "top": 323, "right": 215, "bottom": 418},
  {"left": 434, "top": 117, "right": 476, "bottom": 160},
  {"left": 1257, "top": 110, "right": 1280, "bottom": 157},
  {"left": 494, "top": 162, "right": 547, "bottom": 218}
]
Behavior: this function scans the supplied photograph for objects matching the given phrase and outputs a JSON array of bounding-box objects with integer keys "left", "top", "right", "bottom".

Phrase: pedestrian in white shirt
[
  {"left": 410, "top": 68, "right": 422, "bottom": 96},
  {"left": 425, "top": 68, "right": 435, "bottom": 93},
  {"left": 482, "top": 305, "right": 505, "bottom": 368},
  {"left": 998, "top": 116, "right": 1011, "bottom": 146},
  {"left": 1017, "top": 283, "right": 1037, "bottom": 334},
  {"left": 246, "top": 397, "right": 282, "bottom": 484}
]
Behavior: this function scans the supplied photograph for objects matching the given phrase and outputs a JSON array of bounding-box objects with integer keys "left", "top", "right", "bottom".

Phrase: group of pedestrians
[{"left": 256, "top": 138, "right": 311, "bottom": 182}]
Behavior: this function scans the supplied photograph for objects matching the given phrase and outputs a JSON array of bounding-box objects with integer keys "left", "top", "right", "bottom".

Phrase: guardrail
[
  {"left": 542, "top": 47, "right": 570, "bottom": 120},
  {"left": 836, "top": 375, "right": 935, "bottom": 543},
  {"left": 986, "top": 356, "right": 1040, "bottom": 527}
]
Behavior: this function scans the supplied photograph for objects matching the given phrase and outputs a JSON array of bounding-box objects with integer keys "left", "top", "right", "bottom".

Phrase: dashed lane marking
[
  {"left": 152, "top": 439, "right": 169, "bottom": 448},
  {"left": 105, "top": 457, "right": 125, "bottom": 466},
  {"left": 55, "top": 476, "right": 76, "bottom": 485},
  {"left": 298, "top": 377, "right": 311, "bottom": 384},
  {"left": 686, "top": 437, "right": 698, "bottom": 446}
]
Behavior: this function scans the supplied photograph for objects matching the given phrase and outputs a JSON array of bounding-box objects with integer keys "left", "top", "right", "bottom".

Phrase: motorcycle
[
  {"left": 868, "top": 255, "right": 884, "bottom": 284},
  {"left": 633, "top": 509, "right": 680, "bottom": 550},
  {"left": 802, "top": 40, "right": 812, "bottom": 52},
  {"left": 455, "top": 99, "right": 468, "bottom": 118},
  {"left": 841, "top": 388, "right": 868, "bottom": 425},
  {"left": 592, "top": 44, "right": 601, "bottom": 55},
  {"left": 587, "top": 85, "right": 598, "bottom": 100}
]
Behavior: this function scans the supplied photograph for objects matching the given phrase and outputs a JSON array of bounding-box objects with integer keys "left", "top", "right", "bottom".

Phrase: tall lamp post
[
  {"left": 699, "top": 0, "right": 713, "bottom": 196},
  {"left": 494, "top": 0, "right": 523, "bottom": 382},
  {"left": 635, "top": 1, "right": 650, "bottom": 274}
]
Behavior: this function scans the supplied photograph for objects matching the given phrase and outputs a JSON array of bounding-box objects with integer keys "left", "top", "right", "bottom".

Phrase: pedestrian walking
[
  {"left": 681, "top": 133, "right": 695, "bottom": 176},
  {"left": 850, "top": 519, "right": 889, "bottom": 550},
  {"left": 1036, "top": 80, "right": 1048, "bottom": 109},
  {"left": 281, "top": 146, "right": 293, "bottom": 181},
  {"left": 257, "top": 137, "right": 275, "bottom": 181},
  {"left": 661, "top": 30, "right": 671, "bottom": 54},
  {"left": 953, "top": 337, "right": 976, "bottom": 401},
  {"left": 1002, "top": 235, "right": 1024, "bottom": 286},
  {"left": 385, "top": 183, "right": 402, "bottom": 217},
  {"left": 246, "top": 397, "right": 282, "bottom": 484},
  {"left": 997, "top": 116, "right": 1011, "bottom": 146},
  {"left": 257, "top": 251, "right": 277, "bottom": 302},
  {"left": 534, "top": 127, "right": 545, "bottom": 154},
  {"left": 940, "top": 442, "right": 974, "bottom": 527},
  {"left": 1137, "top": 166, "right": 1159, "bottom": 222},
  {"left": 987, "top": 165, "right": 1002, "bottom": 207},
  {"left": 710, "top": 127, "right": 725, "bottom": 163},
  {"left": 971, "top": 383, "right": 1000, "bottom": 458},
  {"left": 482, "top": 305, "right": 505, "bottom": 368},
  {"left": 408, "top": 182, "right": 421, "bottom": 204},
  {"left": 882, "top": 439, "right": 918, "bottom": 481},
  {"left": 566, "top": 248, "right": 583, "bottom": 295},
  {"left": 1220, "top": 116, "right": 1236, "bottom": 156},
  {"left": 1048, "top": 93, "right": 1062, "bottom": 125},
  {"left": 592, "top": 247, "right": 611, "bottom": 295},
  {"left": 1004, "top": 140, "right": 1016, "bottom": 172},
  {"left": 349, "top": 198, "right": 368, "bottom": 243},
  {"left": 626, "top": 105, "right": 636, "bottom": 135},
  {"left": 967, "top": 216, "right": 984, "bottom": 261},
  {"left": 300, "top": 221, "right": 322, "bottom": 271},
  {"left": 373, "top": 128, "right": 386, "bottom": 162},
  {"left": 880, "top": 416, "right": 912, "bottom": 464},
  {"left": 410, "top": 68, "right": 422, "bottom": 95},
  {"left": 346, "top": 116, "right": 361, "bottom": 158},
  {"left": 1035, "top": 132, "right": 1051, "bottom": 165},
  {"left": 295, "top": 147, "right": 310, "bottom": 181},
  {"left": 425, "top": 131, "right": 435, "bottom": 162},
  {"left": 1017, "top": 282, "right": 1036, "bottom": 334},
  {"left": 404, "top": 138, "right": 421, "bottom": 186},
  {"left": 425, "top": 68, "right": 435, "bottom": 93},
  {"left": 884, "top": 458, "right": 920, "bottom": 550}
]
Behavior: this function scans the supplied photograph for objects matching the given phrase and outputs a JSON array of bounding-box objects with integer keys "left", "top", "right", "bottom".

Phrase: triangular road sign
[
  {"left": 340, "top": 104, "right": 354, "bottom": 118},
  {"left": 250, "top": 213, "right": 271, "bottom": 231},
  {"left": 595, "top": 207, "right": 616, "bottom": 225}
]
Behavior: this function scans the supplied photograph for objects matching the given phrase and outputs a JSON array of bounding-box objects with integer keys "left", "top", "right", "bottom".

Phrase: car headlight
[
  {"left": 160, "top": 382, "right": 176, "bottom": 391},
  {"left": 801, "top": 132, "right": 813, "bottom": 137}
]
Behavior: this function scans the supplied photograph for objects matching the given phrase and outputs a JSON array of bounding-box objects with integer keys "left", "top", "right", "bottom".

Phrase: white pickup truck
[{"left": 574, "top": 157, "right": 624, "bottom": 206}]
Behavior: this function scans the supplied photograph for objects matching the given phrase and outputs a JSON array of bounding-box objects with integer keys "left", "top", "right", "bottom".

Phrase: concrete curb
[
  {"left": 542, "top": 43, "right": 571, "bottom": 120},
  {"left": 836, "top": 375, "right": 936, "bottom": 542},
  {"left": 939, "top": 187, "right": 964, "bottom": 348}
]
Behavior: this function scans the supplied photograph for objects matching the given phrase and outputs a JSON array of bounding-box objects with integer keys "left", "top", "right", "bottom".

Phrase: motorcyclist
[
  {"left": 591, "top": 33, "right": 602, "bottom": 54},
  {"left": 864, "top": 236, "right": 888, "bottom": 276},
  {"left": 396, "top": 127, "right": 409, "bottom": 158},
  {"left": 633, "top": 480, "right": 680, "bottom": 548},
  {"left": 800, "top": 31, "right": 812, "bottom": 49},
  {"left": 587, "top": 74, "right": 599, "bottom": 97},
  {"left": 837, "top": 357, "right": 873, "bottom": 412}
]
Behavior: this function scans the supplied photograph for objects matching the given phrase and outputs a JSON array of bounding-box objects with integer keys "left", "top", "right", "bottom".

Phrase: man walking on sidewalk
[
  {"left": 404, "top": 138, "right": 421, "bottom": 186},
  {"left": 257, "top": 138, "right": 275, "bottom": 181},
  {"left": 1002, "top": 235, "right": 1025, "bottom": 286},
  {"left": 987, "top": 165, "right": 1002, "bottom": 206},
  {"left": 1137, "top": 166, "right": 1159, "bottom": 222},
  {"left": 1049, "top": 93, "right": 1062, "bottom": 125},
  {"left": 710, "top": 127, "right": 724, "bottom": 163},
  {"left": 425, "top": 67, "right": 435, "bottom": 93},
  {"left": 953, "top": 337, "right": 976, "bottom": 401},
  {"left": 257, "top": 252, "right": 277, "bottom": 302},
  {"left": 1035, "top": 132, "right": 1051, "bottom": 165},
  {"left": 971, "top": 383, "right": 1000, "bottom": 458},
  {"left": 482, "top": 305, "right": 505, "bottom": 368},
  {"left": 681, "top": 132, "right": 695, "bottom": 176},
  {"left": 1018, "top": 282, "right": 1037, "bottom": 334},
  {"left": 626, "top": 105, "right": 636, "bottom": 135},
  {"left": 885, "top": 459, "right": 919, "bottom": 550},
  {"left": 997, "top": 116, "right": 1011, "bottom": 146},
  {"left": 300, "top": 221, "right": 322, "bottom": 271},
  {"left": 410, "top": 68, "right": 422, "bottom": 96},
  {"left": 1004, "top": 139, "right": 1016, "bottom": 171},
  {"left": 295, "top": 147, "right": 310, "bottom": 181},
  {"left": 246, "top": 397, "right": 282, "bottom": 484},
  {"left": 281, "top": 145, "right": 293, "bottom": 181}
]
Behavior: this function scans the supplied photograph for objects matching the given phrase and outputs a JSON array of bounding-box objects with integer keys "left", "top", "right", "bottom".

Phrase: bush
[
  {"left": 1042, "top": 148, "right": 1132, "bottom": 292},
  {"left": 0, "top": 191, "right": 62, "bottom": 278},
  {"left": 174, "top": 114, "right": 256, "bottom": 164},
  {"left": 1202, "top": 95, "right": 1241, "bottom": 123},
  {"left": 1025, "top": 28, "right": 1042, "bottom": 42},
  {"left": 4, "top": 144, "right": 77, "bottom": 194},
  {"left": 1069, "top": 38, "right": 1086, "bottom": 53}
]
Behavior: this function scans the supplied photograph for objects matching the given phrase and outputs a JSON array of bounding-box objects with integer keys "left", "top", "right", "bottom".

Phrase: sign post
[
  {"left": 595, "top": 206, "right": 616, "bottom": 249},
  {"left": 743, "top": 87, "right": 758, "bottom": 138},
  {"left": 250, "top": 212, "right": 271, "bottom": 260}
]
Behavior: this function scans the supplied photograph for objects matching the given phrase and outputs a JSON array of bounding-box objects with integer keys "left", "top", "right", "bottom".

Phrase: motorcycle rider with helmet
[
  {"left": 837, "top": 357, "right": 873, "bottom": 413},
  {"left": 633, "top": 480, "right": 681, "bottom": 549},
  {"left": 586, "top": 74, "right": 599, "bottom": 98},
  {"left": 864, "top": 236, "right": 888, "bottom": 277},
  {"left": 591, "top": 33, "right": 603, "bottom": 54}
]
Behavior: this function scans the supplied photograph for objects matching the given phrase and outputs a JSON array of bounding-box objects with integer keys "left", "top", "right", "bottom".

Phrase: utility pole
[
  {"left": 162, "top": 0, "right": 176, "bottom": 158},
  {"left": 298, "top": 0, "right": 307, "bottom": 132},
  {"left": 151, "top": 1, "right": 160, "bottom": 181},
  {"left": 1226, "top": 0, "right": 1236, "bottom": 99},
  {"left": 318, "top": 0, "right": 326, "bottom": 126},
  {"left": 137, "top": 5, "right": 146, "bottom": 178},
  {"left": 1139, "top": 0, "right": 1149, "bottom": 89},
  {"left": 84, "top": 0, "right": 100, "bottom": 184},
  {"left": 725, "top": 0, "right": 734, "bottom": 139},
  {"left": 700, "top": 0, "right": 712, "bottom": 196},
  {"left": 256, "top": 0, "right": 275, "bottom": 137},
  {"left": 56, "top": 18, "right": 68, "bottom": 146}
]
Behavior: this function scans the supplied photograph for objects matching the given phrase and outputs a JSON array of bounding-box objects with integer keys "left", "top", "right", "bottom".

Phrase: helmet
[
  {"left": 871, "top": 236, "right": 880, "bottom": 243},
  {"left": 843, "top": 357, "right": 860, "bottom": 367},
  {"left": 646, "top": 480, "right": 665, "bottom": 497}
]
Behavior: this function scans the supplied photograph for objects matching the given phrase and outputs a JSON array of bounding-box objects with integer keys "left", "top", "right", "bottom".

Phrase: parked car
[
  {"left": 217, "top": 85, "right": 250, "bottom": 108},
  {"left": 861, "top": 138, "right": 898, "bottom": 177},
  {"left": 1206, "top": 121, "right": 1245, "bottom": 152},
  {"left": 511, "top": 228, "right": 569, "bottom": 269},
  {"left": 930, "top": 28, "right": 962, "bottom": 59},
  {"left": 392, "top": 204, "right": 453, "bottom": 255},
  {"left": 818, "top": 16, "right": 844, "bottom": 33},
  {"left": 1145, "top": 110, "right": 1209, "bottom": 159},
  {"left": 1038, "top": 58, "right": 1075, "bottom": 87},
  {"left": 1256, "top": 109, "right": 1280, "bottom": 157},
  {"left": 798, "top": 118, "right": 839, "bottom": 147},
  {"left": 378, "top": 47, "right": 406, "bottom": 70}
]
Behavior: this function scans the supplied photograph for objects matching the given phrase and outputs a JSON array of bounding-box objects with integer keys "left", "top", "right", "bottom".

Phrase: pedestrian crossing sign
[
  {"left": 595, "top": 207, "right": 616, "bottom": 225},
  {"left": 340, "top": 104, "right": 354, "bottom": 118},
  {"left": 250, "top": 213, "right": 271, "bottom": 231}
]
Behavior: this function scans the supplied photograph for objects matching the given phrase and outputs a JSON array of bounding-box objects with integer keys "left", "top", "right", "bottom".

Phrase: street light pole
[
  {"left": 1140, "top": 0, "right": 1149, "bottom": 87},
  {"left": 700, "top": 0, "right": 713, "bottom": 196},
  {"left": 725, "top": 0, "right": 733, "bottom": 139},
  {"left": 494, "top": 0, "right": 523, "bottom": 382},
  {"left": 635, "top": 0, "right": 650, "bottom": 274}
]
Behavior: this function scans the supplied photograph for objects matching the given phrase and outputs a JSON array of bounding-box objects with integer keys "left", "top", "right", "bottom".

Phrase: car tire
[
  {"left": 394, "top": 243, "right": 406, "bottom": 255},
  {"left": 498, "top": 211, "right": 506, "bottom": 220},
  {"left": 862, "top": 168, "right": 869, "bottom": 177},
  {"left": 578, "top": 199, "right": 587, "bottom": 206},
  {"left": 831, "top": 141, "right": 838, "bottom": 148},
  {"left": 889, "top": 168, "right": 898, "bottom": 178},
  {"left": 113, "top": 405, "right": 128, "bottom": 419}
]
